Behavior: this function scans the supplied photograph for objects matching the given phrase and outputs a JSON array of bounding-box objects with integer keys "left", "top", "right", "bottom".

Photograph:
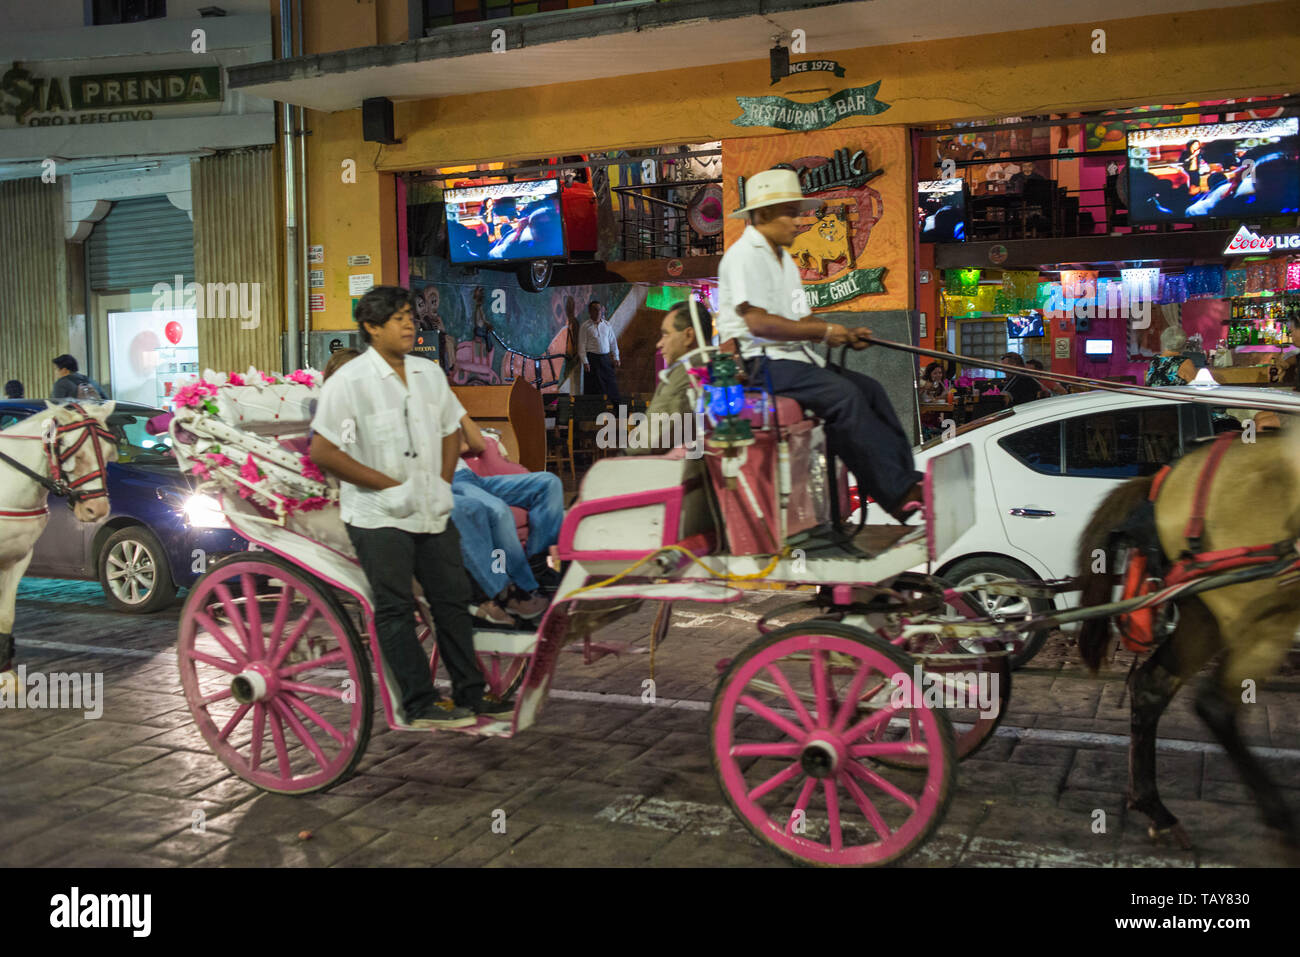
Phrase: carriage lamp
[{"left": 704, "top": 354, "right": 753, "bottom": 447}]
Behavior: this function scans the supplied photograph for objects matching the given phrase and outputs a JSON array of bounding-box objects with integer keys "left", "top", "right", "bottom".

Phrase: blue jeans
[{"left": 451, "top": 469, "right": 564, "bottom": 595}]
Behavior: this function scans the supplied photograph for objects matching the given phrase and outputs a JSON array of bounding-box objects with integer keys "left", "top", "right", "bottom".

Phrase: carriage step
[
  {"left": 471, "top": 629, "right": 538, "bottom": 657},
  {"left": 562, "top": 582, "right": 744, "bottom": 604}
]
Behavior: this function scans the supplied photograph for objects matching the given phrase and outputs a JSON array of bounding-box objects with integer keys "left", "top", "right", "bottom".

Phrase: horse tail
[{"left": 1075, "top": 475, "right": 1156, "bottom": 673}]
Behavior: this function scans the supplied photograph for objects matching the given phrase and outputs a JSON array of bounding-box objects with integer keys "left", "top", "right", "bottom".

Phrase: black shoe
[
  {"left": 407, "top": 699, "right": 477, "bottom": 729},
  {"left": 473, "top": 694, "right": 515, "bottom": 718}
]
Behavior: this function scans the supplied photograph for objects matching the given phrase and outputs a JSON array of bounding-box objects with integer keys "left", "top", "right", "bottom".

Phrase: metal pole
[
  {"left": 280, "top": 0, "right": 300, "bottom": 372},
  {"left": 295, "top": 0, "right": 310, "bottom": 365}
]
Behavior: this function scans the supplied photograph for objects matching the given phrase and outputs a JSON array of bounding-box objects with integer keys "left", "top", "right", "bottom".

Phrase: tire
[
  {"left": 711, "top": 621, "right": 955, "bottom": 867},
  {"left": 941, "top": 555, "right": 1052, "bottom": 669},
  {"left": 177, "top": 553, "right": 374, "bottom": 795},
  {"left": 517, "top": 260, "right": 553, "bottom": 292},
  {"left": 98, "top": 526, "right": 177, "bottom": 614}
]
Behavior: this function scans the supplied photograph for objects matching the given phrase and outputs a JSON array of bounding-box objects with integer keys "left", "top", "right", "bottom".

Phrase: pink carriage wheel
[
  {"left": 711, "top": 622, "right": 955, "bottom": 867},
  {"left": 178, "top": 554, "right": 373, "bottom": 794},
  {"left": 417, "top": 601, "right": 528, "bottom": 699}
]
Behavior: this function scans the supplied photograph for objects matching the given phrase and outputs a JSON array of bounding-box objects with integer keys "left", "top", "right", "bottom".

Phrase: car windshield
[
  {"left": 107, "top": 411, "right": 174, "bottom": 464},
  {"left": 917, "top": 409, "right": 1016, "bottom": 451}
]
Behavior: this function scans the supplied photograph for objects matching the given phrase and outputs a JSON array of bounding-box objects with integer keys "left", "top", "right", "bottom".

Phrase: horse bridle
[{"left": 0, "top": 403, "right": 116, "bottom": 517}]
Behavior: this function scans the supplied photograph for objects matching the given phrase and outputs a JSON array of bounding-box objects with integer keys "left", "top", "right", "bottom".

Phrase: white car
[{"left": 861, "top": 385, "right": 1300, "bottom": 665}]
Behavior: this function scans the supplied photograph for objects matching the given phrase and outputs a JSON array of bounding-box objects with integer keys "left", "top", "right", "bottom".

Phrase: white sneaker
[{"left": 470, "top": 600, "right": 514, "bottom": 626}]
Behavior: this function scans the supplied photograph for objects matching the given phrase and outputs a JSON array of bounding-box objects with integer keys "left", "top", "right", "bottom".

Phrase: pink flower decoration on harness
[
  {"left": 261, "top": 372, "right": 279, "bottom": 385},
  {"left": 238, "top": 453, "right": 264, "bottom": 500},
  {"left": 174, "top": 380, "right": 219, "bottom": 409},
  {"left": 286, "top": 369, "right": 317, "bottom": 387},
  {"left": 226, "top": 372, "right": 246, "bottom": 386},
  {"left": 300, "top": 454, "right": 325, "bottom": 483},
  {"left": 190, "top": 461, "right": 211, "bottom": 480},
  {"left": 686, "top": 367, "right": 710, "bottom": 386}
]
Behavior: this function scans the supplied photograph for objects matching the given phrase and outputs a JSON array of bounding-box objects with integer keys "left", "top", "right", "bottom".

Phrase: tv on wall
[
  {"left": 444, "top": 179, "right": 567, "bottom": 264},
  {"left": 916, "top": 179, "right": 968, "bottom": 242},
  {"left": 1126, "top": 117, "right": 1299, "bottom": 223}
]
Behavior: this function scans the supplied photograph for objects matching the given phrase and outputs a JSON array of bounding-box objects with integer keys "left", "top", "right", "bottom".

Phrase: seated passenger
[
  {"left": 628, "top": 301, "right": 713, "bottom": 455},
  {"left": 454, "top": 415, "right": 563, "bottom": 624}
]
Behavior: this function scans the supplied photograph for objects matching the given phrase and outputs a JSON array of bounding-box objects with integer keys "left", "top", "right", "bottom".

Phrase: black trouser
[
  {"left": 345, "top": 523, "right": 485, "bottom": 717},
  {"left": 585, "top": 352, "right": 621, "bottom": 404},
  {"left": 754, "top": 357, "right": 923, "bottom": 514}
]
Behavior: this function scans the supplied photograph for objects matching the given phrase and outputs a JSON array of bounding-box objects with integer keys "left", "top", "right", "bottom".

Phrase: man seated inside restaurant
[
  {"left": 454, "top": 414, "right": 563, "bottom": 625},
  {"left": 1024, "top": 357, "right": 1066, "bottom": 396},
  {"left": 627, "top": 301, "right": 713, "bottom": 454},
  {"left": 998, "top": 352, "right": 1043, "bottom": 406}
]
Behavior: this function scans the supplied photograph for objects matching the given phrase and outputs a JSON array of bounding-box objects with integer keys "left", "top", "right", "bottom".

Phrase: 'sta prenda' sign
[{"left": 0, "top": 63, "right": 221, "bottom": 126}]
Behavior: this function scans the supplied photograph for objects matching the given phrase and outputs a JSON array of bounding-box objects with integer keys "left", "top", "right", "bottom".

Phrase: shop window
[
  {"left": 999, "top": 421, "right": 1061, "bottom": 476},
  {"left": 92, "top": 0, "right": 165, "bottom": 24},
  {"left": 1063, "top": 407, "right": 1179, "bottom": 478},
  {"left": 957, "top": 320, "right": 1006, "bottom": 378}
]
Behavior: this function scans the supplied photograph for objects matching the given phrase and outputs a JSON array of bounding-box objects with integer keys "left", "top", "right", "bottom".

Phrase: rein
[{"left": 861, "top": 337, "right": 1300, "bottom": 415}]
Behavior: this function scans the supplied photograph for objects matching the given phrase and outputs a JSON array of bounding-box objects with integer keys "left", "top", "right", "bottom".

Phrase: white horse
[{"left": 0, "top": 401, "right": 118, "bottom": 675}]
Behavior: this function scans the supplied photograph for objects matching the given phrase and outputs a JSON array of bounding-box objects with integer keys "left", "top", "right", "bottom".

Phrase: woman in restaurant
[
  {"left": 1145, "top": 326, "right": 1198, "bottom": 386},
  {"left": 918, "top": 361, "right": 953, "bottom": 439}
]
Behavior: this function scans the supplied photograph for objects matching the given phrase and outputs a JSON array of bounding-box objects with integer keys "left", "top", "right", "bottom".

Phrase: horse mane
[{"left": 1074, "top": 474, "right": 1157, "bottom": 673}]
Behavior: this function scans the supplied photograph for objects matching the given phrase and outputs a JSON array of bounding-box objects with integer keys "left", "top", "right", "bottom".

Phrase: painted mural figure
[
  {"left": 788, "top": 204, "right": 854, "bottom": 275},
  {"left": 415, "top": 285, "right": 456, "bottom": 372}
]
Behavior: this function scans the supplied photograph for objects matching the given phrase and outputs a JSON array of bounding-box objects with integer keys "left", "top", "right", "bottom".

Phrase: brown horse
[{"left": 1076, "top": 427, "right": 1300, "bottom": 849}]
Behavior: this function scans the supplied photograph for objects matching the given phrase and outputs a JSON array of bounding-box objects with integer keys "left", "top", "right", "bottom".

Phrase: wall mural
[{"left": 408, "top": 255, "right": 639, "bottom": 392}]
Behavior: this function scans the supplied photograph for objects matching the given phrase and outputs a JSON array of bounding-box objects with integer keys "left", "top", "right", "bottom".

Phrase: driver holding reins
[{"left": 716, "top": 168, "right": 924, "bottom": 523}]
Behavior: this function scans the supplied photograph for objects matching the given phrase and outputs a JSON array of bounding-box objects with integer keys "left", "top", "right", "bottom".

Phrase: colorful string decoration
[
  {"left": 1225, "top": 268, "right": 1248, "bottom": 297},
  {"left": 1184, "top": 265, "right": 1225, "bottom": 299},
  {"left": 1157, "top": 273, "right": 1187, "bottom": 304}
]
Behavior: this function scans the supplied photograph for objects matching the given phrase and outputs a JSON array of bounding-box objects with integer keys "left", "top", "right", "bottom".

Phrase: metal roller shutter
[{"left": 87, "top": 195, "right": 195, "bottom": 291}]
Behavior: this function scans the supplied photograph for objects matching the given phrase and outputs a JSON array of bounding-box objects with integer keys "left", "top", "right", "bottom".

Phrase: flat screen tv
[
  {"left": 1126, "top": 117, "right": 1299, "bottom": 223},
  {"left": 916, "top": 179, "right": 967, "bottom": 242},
  {"left": 444, "top": 179, "right": 566, "bottom": 264},
  {"left": 1007, "top": 314, "right": 1044, "bottom": 338},
  {"left": 1084, "top": 338, "right": 1114, "bottom": 359}
]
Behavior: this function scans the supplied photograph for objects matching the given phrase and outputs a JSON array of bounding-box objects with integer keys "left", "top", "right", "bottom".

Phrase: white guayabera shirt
[
  {"left": 578, "top": 318, "right": 620, "bottom": 360},
  {"left": 311, "top": 345, "right": 465, "bottom": 533},
  {"left": 716, "top": 224, "right": 824, "bottom": 367}
]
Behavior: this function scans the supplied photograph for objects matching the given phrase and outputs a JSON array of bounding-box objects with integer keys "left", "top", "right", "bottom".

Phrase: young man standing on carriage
[
  {"left": 717, "top": 168, "right": 925, "bottom": 523},
  {"left": 310, "top": 286, "right": 512, "bottom": 729}
]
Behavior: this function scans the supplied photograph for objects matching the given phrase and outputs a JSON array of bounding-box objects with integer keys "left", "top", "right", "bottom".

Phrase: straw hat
[{"left": 730, "top": 168, "right": 821, "bottom": 218}]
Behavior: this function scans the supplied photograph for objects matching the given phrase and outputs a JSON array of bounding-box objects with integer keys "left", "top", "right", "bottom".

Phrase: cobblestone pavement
[{"left": 3, "top": 577, "right": 1299, "bottom": 868}]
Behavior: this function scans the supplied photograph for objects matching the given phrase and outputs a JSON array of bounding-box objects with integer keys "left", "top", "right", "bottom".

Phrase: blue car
[{"left": 0, "top": 400, "right": 247, "bottom": 613}]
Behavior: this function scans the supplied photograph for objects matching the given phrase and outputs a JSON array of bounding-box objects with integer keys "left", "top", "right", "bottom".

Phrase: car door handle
[{"left": 1008, "top": 507, "right": 1055, "bottom": 518}]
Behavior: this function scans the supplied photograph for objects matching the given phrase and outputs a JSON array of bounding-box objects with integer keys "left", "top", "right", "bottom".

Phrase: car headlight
[{"left": 183, "top": 493, "right": 228, "bottom": 529}]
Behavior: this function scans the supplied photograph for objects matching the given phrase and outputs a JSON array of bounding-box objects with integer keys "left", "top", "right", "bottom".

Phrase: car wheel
[
  {"left": 99, "top": 526, "right": 177, "bottom": 614},
  {"left": 941, "top": 556, "right": 1052, "bottom": 669}
]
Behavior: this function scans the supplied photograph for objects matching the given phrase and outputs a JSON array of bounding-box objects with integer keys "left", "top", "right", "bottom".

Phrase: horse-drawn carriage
[{"left": 162, "top": 336, "right": 1300, "bottom": 864}]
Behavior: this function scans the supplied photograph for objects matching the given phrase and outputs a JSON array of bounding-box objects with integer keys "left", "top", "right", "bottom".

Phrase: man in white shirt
[
  {"left": 310, "top": 286, "right": 511, "bottom": 728},
  {"left": 579, "top": 301, "right": 621, "bottom": 404},
  {"left": 717, "top": 168, "right": 924, "bottom": 522}
]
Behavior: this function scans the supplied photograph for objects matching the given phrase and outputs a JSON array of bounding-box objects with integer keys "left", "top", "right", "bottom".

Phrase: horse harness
[
  {"left": 0, "top": 404, "right": 116, "bottom": 518},
  {"left": 1117, "top": 431, "right": 1300, "bottom": 652}
]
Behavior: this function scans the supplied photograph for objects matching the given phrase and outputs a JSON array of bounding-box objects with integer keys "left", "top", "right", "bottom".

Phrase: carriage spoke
[
  {"left": 842, "top": 767, "right": 893, "bottom": 839},
  {"left": 731, "top": 742, "right": 803, "bottom": 758},
  {"left": 202, "top": 687, "right": 233, "bottom": 706},
  {"left": 213, "top": 582, "right": 253, "bottom": 655},
  {"left": 845, "top": 759, "right": 919, "bottom": 812},
  {"left": 823, "top": 779, "right": 843, "bottom": 851},
  {"left": 273, "top": 699, "right": 330, "bottom": 771},
  {"left": 241, "top": 573, "right": 264, "bottom": 659},
  {"left": 193, "top": 611, "right": 248, "bottom": 668},
  {"left": 277, "top": 649, "right": 347, "bottom": 678},
  {"left": 217, "top": 702, "right": 251, "bottom": 741},
  {"left": 842, "top": 702, "right": 904, "bottom": 744},
  {"left": 747, "top": 761, "right": 802, "bottom": 802},
  {"left": 279, "top": 679, "right": 345, "bottom": 701},
  {"left": 763, "top": 663, "right": 814, "bottom": 731},
  {"left": 267, "top": 585, "right": 294, "bottom": 653},
  {"left": 849, "top": 741, "right": 928, "bottom": 757},
  {"left": 187, "top": 648, "right": 241, "bottom": 675},
  {"left": 269, "top": 606, "right": 320, "bottom": 671},
  {"left": 738, "top": 695, "right": 806, "bottom": 742},
  {"left": 249, "top": 704, "right": 266, "bottom": 772},
  {"left": 832, "top": 659, "right": 881, "bottom": 734},
  {"left": 786, "top": 777, "right": 817, "bottom": 836},
  {"left": 268, "top": 708, "right": 292, "bottom": 779},
  {"left": 283, "top": 692, "right": 347, "bottom": 745},
  {"left": 810, "top": 650, "right": 831, "bottom": 727}
]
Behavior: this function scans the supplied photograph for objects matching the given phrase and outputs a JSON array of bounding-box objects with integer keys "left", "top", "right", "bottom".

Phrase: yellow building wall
[{"left": 302, "top": 0, "right": 1300, "bottom": 319}]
